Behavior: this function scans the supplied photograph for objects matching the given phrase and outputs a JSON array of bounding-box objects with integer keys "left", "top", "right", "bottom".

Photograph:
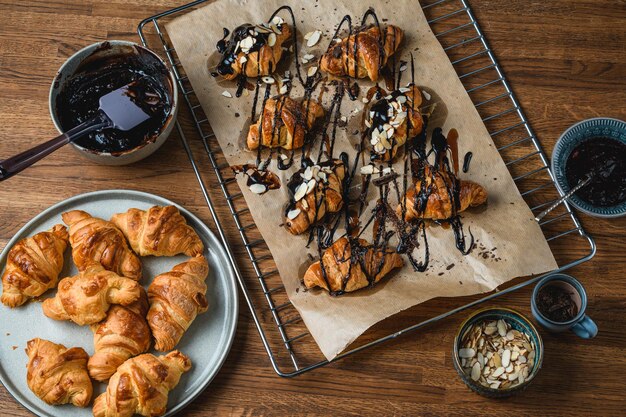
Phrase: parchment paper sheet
[{"left": 166, "top": 0, "right": 558, "bottom": 360}]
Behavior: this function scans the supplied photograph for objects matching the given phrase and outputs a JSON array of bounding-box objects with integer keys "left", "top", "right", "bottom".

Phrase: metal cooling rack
[{"left": 137, "top": 0, "right": 596, "bottom": 377}]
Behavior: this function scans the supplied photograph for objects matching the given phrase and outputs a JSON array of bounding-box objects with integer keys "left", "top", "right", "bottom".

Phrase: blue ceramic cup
[{"left": 531, "top": 274, "right": 598, "bottom": 339}]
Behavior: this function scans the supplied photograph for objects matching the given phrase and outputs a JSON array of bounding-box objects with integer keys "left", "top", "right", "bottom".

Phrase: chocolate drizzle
[{"left": 218, "top": 8, "right": 483, "bottom": 294}]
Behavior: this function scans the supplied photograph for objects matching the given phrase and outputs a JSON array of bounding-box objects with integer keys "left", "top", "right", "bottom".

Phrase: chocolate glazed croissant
[
  {"left": 25, "top": 338, "right": 92, "bottom": 407},
  {"left": 304, "top": 236, "right": 404, "bottom": 294},
  {"left": 147, "top": 255, "right": 209, "bottom": 351},
  {"left": 88, "top": 288, "right": 151, "bottom": 381},
  {"left": 110, "top": 206, "right": 204, "bottom": 257},
  {"left": 320, "top": 25, "right": 403, "bottom": 81},
  {"left": 367, "top": 85, "right": 424, "bottom": 161},
  {"left": 214, "top": 21, "right": 292, "bottom": 80},
  {"left": 42, "top": 264, "right": 141, "bottom": 326},
  {"left": 284, "top": 159, "right": 346, "bottom": 235},
  {"left": 92, "top": 351, "right": 192, "bottom": 417},
  {"left": 247, "top": 96, "right": 325, "bottom": 151},
  {"left": 62, "top": 210, "right": 142, "bottom": 281},
  {"left": 398, "top": 168, "right": 488, "bottom": 221},
  {"left": 1, "top": 224, "right": 68, "bottom": 308}
]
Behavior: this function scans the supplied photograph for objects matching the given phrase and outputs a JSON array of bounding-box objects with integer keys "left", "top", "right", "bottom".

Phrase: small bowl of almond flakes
[{"left": 453, "top": 307, "right": 544, "bottom": 398}]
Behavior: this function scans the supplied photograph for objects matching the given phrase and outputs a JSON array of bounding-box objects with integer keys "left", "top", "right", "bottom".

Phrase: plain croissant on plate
[
  {"left": 303, "top": 236, "right": 404, "bottom": 295},
  {"left": 25, "top": 338, "right": 92, "bottom": 407},
  {"left": 110, "top": 205, "right": 204, "bottom": 257},
  {"left": 1, "top": 224, "right": 68, "bottom": 308},
  {"left": 42, "top": 264, "right": 141, "bottom": 326},
  {"left": 88, "top": 287, "right": 151, "bottom": 381},
  {"left": 147, "top": 255, "right": 209, "bottom": 351},
  {"left": 320, "top": 24, "right": 403, "bottom": 82},
  {"left": 92, "top": 350, "right": 192, "bottom": 417},
  {"left": 62, "top": 210, "right": 142, "bottom": 281}
]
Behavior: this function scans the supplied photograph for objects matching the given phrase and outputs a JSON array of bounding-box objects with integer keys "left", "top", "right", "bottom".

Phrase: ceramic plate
[{"left": 0, "top": 190, "right": 238, "bottom": 416}]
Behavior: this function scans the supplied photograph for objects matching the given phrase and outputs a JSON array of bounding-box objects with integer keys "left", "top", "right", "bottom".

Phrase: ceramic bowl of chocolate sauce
[
  {"left": 551, "top": 117, "right": 626, "bottom": 218},
  {"left": 49, "top": 40, "right": 178, "bottom": 165}
]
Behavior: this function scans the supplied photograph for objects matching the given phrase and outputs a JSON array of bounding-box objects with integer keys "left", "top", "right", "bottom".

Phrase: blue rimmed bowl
[
  {"left": 453, "top": 307, "right": 544, "bottom": 398},
  {"left": 551, "top": 117, "right": 626, "bottom": 218}
]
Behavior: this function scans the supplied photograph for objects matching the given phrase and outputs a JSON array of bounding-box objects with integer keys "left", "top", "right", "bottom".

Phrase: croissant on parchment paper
[
  {"left": 284, "top": 159, "right": 346, "bottom": 235},
  {"left": 62, "top": 210, "right": 142, "bottom": 281},
  {"left": 147, "top": 255, "right": 209, "bottom": 351},
  {"left": 213, "top": 20, "right": 292, "bottom": 80},
  {"left": 42, "top": 264, "right": 141, "bottom": 326},
  {"left": 25, "top": 338, "right": 92, "bottom": 407},
  {"left": 320, "top": 24, "right": 403, "bottom": 82},
  {"left": 111, "top": 205, "right": 204, "bottom": 257},
  {"left": 92, "top": 350, "right": 192, "bottom": 417},
  {"left": 88, "top": 288, "right": 151, "bottom": 381},
  {"left": 1, "top": 224, "right": 68, "bottom": 308},
  {"left": 303, "top": 236, "right": 404, "bottom": 295},
  {"left": 247, "top": 96, "right": 325, "bottom": 151},
  {"left": 398, "top": 168, "right": 488, "bottom": 221}
]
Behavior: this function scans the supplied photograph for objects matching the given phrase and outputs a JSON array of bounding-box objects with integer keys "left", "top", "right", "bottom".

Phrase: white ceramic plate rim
[{"left": 0, "top": 189, "right": 238, "bottom": 416}]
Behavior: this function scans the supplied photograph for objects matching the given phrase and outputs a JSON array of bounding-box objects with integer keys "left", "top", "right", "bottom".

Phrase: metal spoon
[
  {"left": 0, "top": 79, "right": 151, "bottom": 181},
  {"left": 535, "top": 159, "right": 617, "bottom": 222}
]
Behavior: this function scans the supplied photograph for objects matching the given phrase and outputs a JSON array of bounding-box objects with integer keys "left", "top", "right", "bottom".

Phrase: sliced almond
[
  {"left": 249, "top": 183, "right": 266, "bottom": 194},
  {"left": 262, "top": 76, "right": 275, "bottom": 84},
  {"left": 221, "top": 91, "right": 232, "bottom": 98},
  {"left": 471, "top": 362, "right": 481, "bottom": 381},
  {"left": 501, "top": 349, "right": 511, "bottom": 368},
  {"left": 294, "top": 182, "right": 308, "bottom": 201},
  {"left": 287, "top": 208, "right": 301, "bottom": 220},
  {"left": 360, "top": 165, "right": 375, "bottom": 175},
  {"left": 268, "top": 32, "right": 277, "bottom": 47},
  {"left": 492, "top": 367, "right": 505, "bottom": 378},
  {"left": 307, "top": 66, "right": 318, "bottom": 77},
  {"left": 306, "top": 30, "right": 322, "bottom": 47}
]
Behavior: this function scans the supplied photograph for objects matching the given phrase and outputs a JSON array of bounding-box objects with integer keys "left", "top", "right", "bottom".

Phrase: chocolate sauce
[
  {"left": 56, "top": 43, "right": 172, "bottom": 154},
  {"left": 232, "top": 164, "right": 281, "bottom": 194},
  {"left": 463, "top": 151, "right": 473, "bottom": 173},
  {"left": 565, "top": 137, "right": 626, "bottom": 207}
]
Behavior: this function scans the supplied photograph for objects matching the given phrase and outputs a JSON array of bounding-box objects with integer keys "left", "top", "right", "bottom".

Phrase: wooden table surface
[{"left": 1, "top": 0, "right": 625, "bottom": 415}]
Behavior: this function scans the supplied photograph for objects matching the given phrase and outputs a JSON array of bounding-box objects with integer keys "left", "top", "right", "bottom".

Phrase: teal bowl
[
  {"left": 453, "top": 308, "right": 544, "bottom": 398},
  {"left": 551, "top": 117, "right": 626, "bottom": 218}
]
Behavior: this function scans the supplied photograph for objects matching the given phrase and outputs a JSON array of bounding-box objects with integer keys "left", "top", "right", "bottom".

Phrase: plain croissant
[
  {"left": 42, "top": 264, "right": 141, "bottom": 326},
  {"left": 88, "top": 287, "right": 151, "bottom": 381},
  {"left": 320, "top": 24, "right": 403, "bottom": 81},
  {"left": 147, "top": 255, "right": 209, "bottom": 351},
  {"left": 1, "top": 224, "right": 69, "bottom": 307},
  {"left": 25, "top": 338, "right": 92, "bottom": 407},
  {"left": 110, "top": 205, "right": 204, "bottom": 257},
  {"left": 92, "top": 350, "right": 192, "bottom": 417},
  {"left": 62, "top": 210, "right": 142, "bottom": 280},
  {"left": 304, "top": 236, "right": 404, "bottom": 294}
]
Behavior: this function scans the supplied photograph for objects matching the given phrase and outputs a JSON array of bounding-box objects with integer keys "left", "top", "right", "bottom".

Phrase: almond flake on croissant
[
  {"left": 284, "top": 159, "right": 346, "bottom": 235},
  {"left": 1, "top": 224, "right": 68, "bottom": 308},
  {"left": 42, "top": 264, "right": 141, "bottom": 326},
  {"left": 110, "top": 205, "right": 204, "bottom": 257},
  {"left": 25, "top": 338, "right": 92, "bottom": 407}
]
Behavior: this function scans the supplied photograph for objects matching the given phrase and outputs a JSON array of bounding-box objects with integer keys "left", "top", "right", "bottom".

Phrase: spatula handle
[{"left": 0, "top": 112, "right": 111, "bottom": 181}]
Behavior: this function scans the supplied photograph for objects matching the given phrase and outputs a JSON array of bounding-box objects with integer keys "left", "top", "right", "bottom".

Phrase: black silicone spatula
[{"left": 0, "top": 79, "right": 151, "bottom": 181}]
